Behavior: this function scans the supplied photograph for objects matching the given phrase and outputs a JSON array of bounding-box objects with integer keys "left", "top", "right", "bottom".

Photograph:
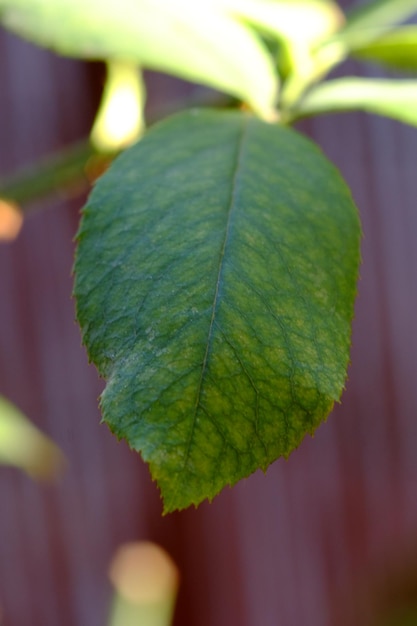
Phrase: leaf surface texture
[{"left": 74, "top": 109, "right": 360, "bottom": 511}]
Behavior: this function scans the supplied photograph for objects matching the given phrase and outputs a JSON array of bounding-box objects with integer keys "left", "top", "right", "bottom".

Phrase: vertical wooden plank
[{"left": 0, "top": 30, "right": 158, "bottom": 626}]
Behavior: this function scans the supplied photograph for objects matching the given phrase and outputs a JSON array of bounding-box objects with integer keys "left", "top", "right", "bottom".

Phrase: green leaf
[
  {"left": 74, "top": 109, "right": 360, "bottom": 512},
  {"left": 353, "top": 26, "right": 417, "bottom": 71},
  {"left": 0, "top": 0, "right": 277, "bottom": 118},
  {"left": 219, "top": 0, "right": 345, "bottom": 102},
  {"left": 288, "top": 77, "right": 417, "bottom": 126},
  {"left": 335, "top": 0, "right": 417, "bottom": 50},
  {"left": 0, "top": 395, "right": 65, "bottom": 478},
  {"left": 346, "top": 0, "right": 417, "bottom": 29},
  {"left": 219, "top": 0, "right": 344, "bottom": 47}
]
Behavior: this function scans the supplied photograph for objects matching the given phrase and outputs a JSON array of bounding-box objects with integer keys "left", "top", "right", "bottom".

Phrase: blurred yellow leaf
[
  {"left": 0, "top": 395, "right": 65, "bottom": 479},
  {"left": 91, "top": 62, "right": 145, "bottom": 152}
]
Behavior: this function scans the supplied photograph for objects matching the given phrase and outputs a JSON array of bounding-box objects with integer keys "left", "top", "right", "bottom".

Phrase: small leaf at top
[
  {"left": 219, "top": 0, "right": 344, "bottom": 46},
  {"left": 333, "top": 0, "right": 417, "bottom": 51},
  {"left": 288, "top": 77, "right": 417, "bottom": 127},
  {"left": 0, "top": 0, "right": 277, "bottom": 118},
  {"left": 74, "top": 109, "right": 360, "bottom": 512},
  {"left": 219, "top": 0, "right": 345, "bottom": 89},
  {"left": 352, "top": 26, "right": 417, "bottom": 71}
]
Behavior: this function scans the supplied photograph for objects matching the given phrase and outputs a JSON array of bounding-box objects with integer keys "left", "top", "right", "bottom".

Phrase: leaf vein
[{"left": 178, "top": 115, "right": 249, "bottom": 480}]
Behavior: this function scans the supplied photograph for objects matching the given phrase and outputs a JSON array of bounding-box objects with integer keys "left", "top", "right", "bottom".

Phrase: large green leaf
[
  {"left": 353, "top": 26, "right": 417, "bottom": 71},
  {"left": 0, "top": 0, "right": 277, "bottom": 118},
  {"left": 288, "top": 77, "right": 417, "bottom": 126},
  {"left": 74, "top": 109, "right": 360, "bottom": 512}
]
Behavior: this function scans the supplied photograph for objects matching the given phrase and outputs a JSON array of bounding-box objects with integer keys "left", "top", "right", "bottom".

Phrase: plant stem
[
  {"left": 0, "top": 91, "right": 236, "bottom": 212},
  {"left": 0, "top": 141, "right": 112, "bottom": 210}
]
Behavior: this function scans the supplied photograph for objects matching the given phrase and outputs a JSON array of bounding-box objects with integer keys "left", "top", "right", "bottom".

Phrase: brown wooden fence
[{"left": 1, "top": 5, "right": 417, "bottom": 625}]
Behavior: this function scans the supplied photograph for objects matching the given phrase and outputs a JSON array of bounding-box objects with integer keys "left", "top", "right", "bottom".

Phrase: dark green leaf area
[{"left": 74, "top": 109, "right": 360, "bottom": 512}]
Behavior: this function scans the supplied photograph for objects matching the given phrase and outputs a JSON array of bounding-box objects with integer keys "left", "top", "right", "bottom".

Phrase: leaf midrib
[{"left": 180, "top": 115, "right": 249, "bottom": 478}]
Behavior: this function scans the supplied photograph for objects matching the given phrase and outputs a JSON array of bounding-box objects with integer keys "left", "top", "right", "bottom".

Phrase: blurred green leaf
[
  {"left": 221, "top": 0, "right": 345, "bottom": 97},
  {"left": 335, "top": 0, "right": 417, "bottom": 50},
  {"left": 288, "top": 77, "right": 417, "bottom": 126},
  {"left": 353, "top": 26, "right": 417, "bottom": 71},
  {"left": 74, "top": 109, "right": 360, "bottom": 512},
  {"left": 0, "top": 395, "right": 65, "bottom": 479},
  {"left": 0, "top": 0, "right": 278, "bottom": 118},
  {"left": 220, "top": 0, "right": 344, "bottom": 47}
]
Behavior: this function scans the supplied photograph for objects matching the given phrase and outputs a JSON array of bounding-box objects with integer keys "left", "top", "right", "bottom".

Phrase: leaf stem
[{"left": 0, "top": 141, "right": 112, "bottom": 210}]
